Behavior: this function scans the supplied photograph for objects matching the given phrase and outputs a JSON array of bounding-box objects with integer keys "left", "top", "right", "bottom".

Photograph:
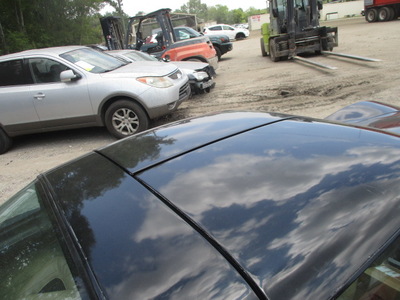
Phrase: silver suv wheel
[{"left": 105, "top": 100, "right": 149, "bottom": 139}]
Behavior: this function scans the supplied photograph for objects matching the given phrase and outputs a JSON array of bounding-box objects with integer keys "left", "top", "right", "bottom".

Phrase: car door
[
  {"left": 27, "top": 57, "right": 94, "bottom": 129},
  {"left": 222, "top": 25, "right": 236, "bottom": 40},
  {"left": 0, "top": 59, "right": 41, "bottom": 134}
]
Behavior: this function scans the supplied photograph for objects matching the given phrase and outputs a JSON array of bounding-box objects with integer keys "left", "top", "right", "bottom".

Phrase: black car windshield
[{"left": 60, "top": 48, "right": 126, "bottom": 73}]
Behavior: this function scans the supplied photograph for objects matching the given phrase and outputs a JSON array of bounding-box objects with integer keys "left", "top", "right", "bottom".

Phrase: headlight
[
  {"left": 192, "top": 71, "right": 209, "bottom": 81},
  {"left": 137, "top": 76, "right": 173, "bottom": 88}
]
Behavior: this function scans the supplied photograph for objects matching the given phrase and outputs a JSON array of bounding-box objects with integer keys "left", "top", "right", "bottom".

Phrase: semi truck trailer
[{"left": 364, "top": 0, "right": 400, "bottom": 22}]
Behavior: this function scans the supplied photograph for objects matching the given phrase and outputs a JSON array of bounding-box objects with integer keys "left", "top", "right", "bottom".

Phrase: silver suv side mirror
[{"left": 60, "top": 70, "right": 80, "bottom": 82}]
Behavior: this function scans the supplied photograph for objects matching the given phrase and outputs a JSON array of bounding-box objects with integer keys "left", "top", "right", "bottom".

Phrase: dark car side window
[
  {"left": 0, "top": 183, "right": 85, "bottom": 299},
  {"left": 338, "top": 235, "right": 400, "bottom": 300},
  {"left": 28, "top": 58, "right": 69, "bottom": 84},
  {"left": 0, "top": 59, "right": 34, "bottom": 87}
]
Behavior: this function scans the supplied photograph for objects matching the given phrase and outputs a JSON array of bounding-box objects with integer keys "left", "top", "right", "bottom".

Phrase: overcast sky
[{"left": 105, "top": 0, "right": 268, "bottom": 16}]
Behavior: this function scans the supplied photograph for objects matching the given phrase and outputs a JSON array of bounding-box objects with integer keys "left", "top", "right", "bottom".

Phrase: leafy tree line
[
  {"left": 175, "top": 0, "right": 267, "bottom": 25},
  {"left": 0, "top": 0, "right": 265, "bottom": 55}
]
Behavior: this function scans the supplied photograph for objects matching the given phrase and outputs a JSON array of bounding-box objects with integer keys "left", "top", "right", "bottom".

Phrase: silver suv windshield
[{"left": 60, "top": 48, "right": 126, "bottom": 73}]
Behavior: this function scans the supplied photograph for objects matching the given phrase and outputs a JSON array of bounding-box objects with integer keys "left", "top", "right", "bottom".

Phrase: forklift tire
[
  {"left": 260, "top": 38, "right": 269, "bottom": 57},
  {"left": 269, "top": 39, "right": 280, "bottom": 62},
  {"left": 366, "top": 8, "right": 378, "bottom": 22}
]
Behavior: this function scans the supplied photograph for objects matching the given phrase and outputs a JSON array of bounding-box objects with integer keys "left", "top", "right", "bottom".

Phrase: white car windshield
[
  {"left": 60, "top": 48, "right": 126, "bottom": 73},
  {"left": 123, "top": 51, "right": 158, "bottom": 62}
]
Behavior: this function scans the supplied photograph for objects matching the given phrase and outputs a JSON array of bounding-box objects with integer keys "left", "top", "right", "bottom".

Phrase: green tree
[
  {"left": 230, "top": 8, "right": 247, "bottom": 24},
  {"left": 0, "top": 0, "right": 106, "bottom": 55},
  {"left": 176, "top": 0, "right": 209, "bottom": 21},
  {"left": 208, "top": 5, "right": 230, "bottom": 23}
]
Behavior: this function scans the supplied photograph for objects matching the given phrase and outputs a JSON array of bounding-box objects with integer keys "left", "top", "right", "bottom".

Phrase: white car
[
  {"left": 0, "top": 46, "right": 190, "bottom": 153},
  {"left": 203, "top": 24, "right": 249, "bottom": 40},
  {"left": 107, "top": 49, "right": 215, "bottom": 94}
]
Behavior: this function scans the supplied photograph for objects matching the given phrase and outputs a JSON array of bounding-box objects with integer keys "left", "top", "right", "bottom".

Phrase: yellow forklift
[{"left": 260, "top": 0, "right": 379, "bottom": 69}]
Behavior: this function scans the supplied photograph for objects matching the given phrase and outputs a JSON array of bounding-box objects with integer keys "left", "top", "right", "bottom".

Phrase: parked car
[
  {"left": 204, "top": 24, "right": 250, "bottom": 40},
  {"left": 0, "top": 46, "right": 190, "bottom": 154},
  {"left": 173, "top": 26, "right": 233, "bottom": 60},
  {"left": 107, "top": 49, "right": 216, "bottom": 95},
  {"left": 1, "top": 109, "right": 400, "bottom": 299},
  {"left": 325, "top": 100, "right": 400, "bottom": 134}
]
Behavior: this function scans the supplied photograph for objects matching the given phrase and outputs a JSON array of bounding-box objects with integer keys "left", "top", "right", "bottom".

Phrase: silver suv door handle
[{"left": 34, "top": 93, "right": 45, "bottom": 100}]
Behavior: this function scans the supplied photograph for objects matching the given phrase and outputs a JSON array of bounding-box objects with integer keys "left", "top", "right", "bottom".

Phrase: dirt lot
[{"left": 1, "top": 17, "right": 399, "bottom": 204}]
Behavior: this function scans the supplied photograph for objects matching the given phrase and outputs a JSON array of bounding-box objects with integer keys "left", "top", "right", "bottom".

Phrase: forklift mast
[
  {"left": 126, "top": 9, "right": 177, "bottom": 53},
  {"left": 100, "top": 16, "right": 125, "bottom": 50}
]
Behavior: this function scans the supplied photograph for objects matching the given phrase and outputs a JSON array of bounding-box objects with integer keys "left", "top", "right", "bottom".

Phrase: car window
[
  {"left": 0, "top": 183, "right": 84, "bottom": 299},
  {"left": 28, "top": 58, "right": 70, "bottom": 83},
  {"left": 338, "top": 235, "right": 400, "bottom": 300},
  {"left": 124, "top": 51, "right": 158, "bottom": 62},
  {"left": 176, "top": 29, "right": 191, "bottom": 40},
  {"left": 60, "top": 47, "right": 125, "bottom": 73},
  {"left": 0, "top": 59, "right": 33, "bottom": 87},
  {"left": 210, "top": 26, "right": 222, "bottom": 31},
  {"left": 224, "top": 25, "right": 234, "bottom": 31}
]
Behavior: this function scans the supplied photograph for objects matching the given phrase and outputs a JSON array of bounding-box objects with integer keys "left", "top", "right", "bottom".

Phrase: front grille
[
  {"left": 168, "top": 69, "right": 183, "bottom": 80},
  {"left": 179, "top": 81, "right": 190, "bottom": 100}
]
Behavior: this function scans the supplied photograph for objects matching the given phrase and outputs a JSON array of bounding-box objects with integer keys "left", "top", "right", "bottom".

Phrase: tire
[
  {"left": 387, "top": 7, "right": 395, "bottom": 20},
  {"left": 214, "top": 46, "right": 222, "bottom": 61},
  {"left": 0, "top": 128, "right": 12, "bottom": 154},
  {"left": 366, "top": 8, "right": 378, "bottom": 22},
  {"left": 269, "top": 38, "right": 280, "bottom": 62},
  {"left": 235, "top": 33, "right": 245, "bottom": 40},
  {"left": 378, "top": 7, "right": 391, "bottom": 21},
  {"left": 105, "top": 100, "right": 149, "bottom": 139},
  {"left": 260, "top": 38, "right": 268, "bottom": 57}
]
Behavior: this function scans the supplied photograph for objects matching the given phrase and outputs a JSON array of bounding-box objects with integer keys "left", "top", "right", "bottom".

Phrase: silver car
[{"left": 0, "top": 46, "right": 190, "bottom": 154}]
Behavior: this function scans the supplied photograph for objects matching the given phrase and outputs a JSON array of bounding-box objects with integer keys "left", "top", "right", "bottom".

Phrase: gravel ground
[{"left": 1, "top": 17, "right": 399, "bottom": 204}]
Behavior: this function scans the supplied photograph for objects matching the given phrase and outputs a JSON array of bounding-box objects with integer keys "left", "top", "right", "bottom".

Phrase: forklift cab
[{"left": 126, "top": 9, "right": 176, "bottom": 57}]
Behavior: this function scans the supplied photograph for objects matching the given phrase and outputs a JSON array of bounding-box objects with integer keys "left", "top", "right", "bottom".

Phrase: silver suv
[{"left": 0, "top": 46, "right": 190, "bottom": 154}]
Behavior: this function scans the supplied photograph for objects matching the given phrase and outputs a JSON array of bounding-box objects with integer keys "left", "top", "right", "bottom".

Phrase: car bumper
[
  {"left": 190, "top": 78, "right": 215, "bottom": 94},
  {"left": 146, "top": 80, "right": 191, "bottom": 119},
  {"left": 220, "top": 43, "right": 233, "bottom": 55}
]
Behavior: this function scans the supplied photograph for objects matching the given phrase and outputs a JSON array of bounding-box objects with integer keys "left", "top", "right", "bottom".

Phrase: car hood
[
  {"left": 167, "top": 61, "right": 208, "bottom": 70},
  {"left": 100, "top": 61, "right": 178, "bottom": 78}
]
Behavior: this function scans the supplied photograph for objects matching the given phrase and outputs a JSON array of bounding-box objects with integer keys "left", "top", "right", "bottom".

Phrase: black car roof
[
  {"left": 45, "top": 111, "right": 400, "bottom": 299},
  {"left": 97, "top": 111, "right": 295, "bottom": 174}
]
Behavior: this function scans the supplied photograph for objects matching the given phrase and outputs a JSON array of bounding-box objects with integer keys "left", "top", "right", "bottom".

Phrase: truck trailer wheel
[
  {"left": 387, "top": 7, "right": 395, "bottom": 20},
  {"left": 105, "top": 100, "right": 149, "bottom": 139},
  {"left": 378, "top": 7, "right": 391, "bottom": 21},
  {"left": 366, "top": 8, "right": 378, "bottom": 22},
  {"left": 260, "top": 38, "right": 269, "bottom": 57}
]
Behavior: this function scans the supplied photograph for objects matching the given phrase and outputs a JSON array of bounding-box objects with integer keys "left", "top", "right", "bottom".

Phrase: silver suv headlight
[{"left": 137, "top": 76, "right": 173, "bottom": 88}]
